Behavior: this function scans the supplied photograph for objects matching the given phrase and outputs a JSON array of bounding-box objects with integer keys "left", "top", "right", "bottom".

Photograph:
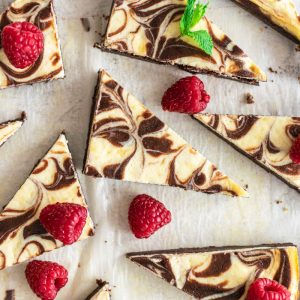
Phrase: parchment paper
[{"left": 0, "top": 0, "right": 300, "bottom": 299}]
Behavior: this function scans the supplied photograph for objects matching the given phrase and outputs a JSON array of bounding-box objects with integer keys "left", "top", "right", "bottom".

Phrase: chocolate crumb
[
  {"left": 5, "top": 290, "right": 15, "bottom": 300},
  {"left": 296, "top": 45, "right": 300, "bottom": 52},
  {"left": 102, "top": 14, "right": 110, "bottom": 21},
  {"left": 81, "top": 18, "right": 91, "bottom": 32},
  {"left": 276, "top": 200, "right": 283, "bottom": 204},
  {"left": 104, "top": 240, "right": 107, "bottom": 243},
  {"left": 244, "top": 184, "right": 248, "bottom": 190},
  {"left": 245, "top": 93, "right": 255, "bottom": 104},
  {"left": 298, "top": 76, "right": 300, "bottom": 84},
  {"left": 78, "top": 263, "right": 81, "bottom": 268},
  {"left": 268, "top": 67, "right": 278, "bottom": 74}
]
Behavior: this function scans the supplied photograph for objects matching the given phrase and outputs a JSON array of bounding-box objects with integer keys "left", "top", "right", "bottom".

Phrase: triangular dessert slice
[
  {"left": 0, "top": 133, "right": 94, "bottom": 270},
  {"left": 193, "top": 114, "right": 300, "bottom": 192},
  {"left": 232, "top": 0, "right": 300, "bottom": 43},
  {"left": 97, "top": 0, "right": 266, "bottom": 85},
  {"left": 127, "top": 244, "right": 299, "bottom": 299},
  {"left": 0, "top": 112, "right": 25, "bottom": 147},
  {"left": 85, "top": 280, "right": 111, "bottom": 300},
  {"left": 0, "top": 0, "right": 64, "bottom": 89},
  {"left": 83, "top": 70, "right": 247, "bottom": 197}
]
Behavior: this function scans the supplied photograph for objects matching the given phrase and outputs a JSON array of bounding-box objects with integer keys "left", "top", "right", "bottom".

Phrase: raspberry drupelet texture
[
  {"left": 2, "top": 21, "right": 44, "bottom": 69},
  {"left": 128, "top": 194, "right": 172, "bottom": 239},
  {"left": 40, "top": 203, "right": 87, "bottom": 245},
  {"left": 25, "top": 260, "right": 68, "bottom": 300},
  {"left": 162, "top": 76, "right": 210, "bottom": 114},
  {"left": 247, "top": 278, "right": 291, "bottom": 300},
  {"left": 290, "top": 136, "right": 300, "bottom": 164}
]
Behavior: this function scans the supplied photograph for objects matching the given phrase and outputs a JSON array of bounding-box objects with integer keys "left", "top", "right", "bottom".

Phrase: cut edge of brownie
[{"left": 230, "top": 0, "right": 300, "bottom": 44}]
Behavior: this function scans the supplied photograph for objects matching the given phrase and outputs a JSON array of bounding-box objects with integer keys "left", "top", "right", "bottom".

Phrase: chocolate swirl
[
  {"left": 194, "top": 114, "right": 300, "bottom": 191},
  {"left": 0, "top": 134, "right": 94, "bottom": 270},
  {"left": 0, "top": 0, "right": 64, "bottom": 88},
  {"left": 84, "top": 70, "right": 247, "bottom": 196},
  {"left": 128, "top": 245, "right": 299, "bottom": 299},
  {"left": 102, "top": 0, "right": 266, "bottom": 83}
]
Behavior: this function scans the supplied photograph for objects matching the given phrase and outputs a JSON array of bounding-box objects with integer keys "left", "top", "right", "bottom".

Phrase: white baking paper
[{"left": 0, "top": 0, "right": 300, "bottom": 299}]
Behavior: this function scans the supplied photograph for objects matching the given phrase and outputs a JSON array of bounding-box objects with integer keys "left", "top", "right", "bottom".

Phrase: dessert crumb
[
  {"left": 275, "top": 200, "right": 283, "bottom": 205},
  {"left": 245, "top": 93, "right": 255, "bottom": 104},
  {"left": 102, "top": 14, "right": 110, "bottom": 21},
  {"left": 244, "top": 184, "right": 248, "bottom": 190},
  {"left": 268, "top": 67, "right": 277, "bottom": 74},
  {"left": 296, "top": 45, "right": 300, "bottom": 52},
  {"left": 298, "top": 76, "right": 300, "bottom": 84},
  {"left": 282, "top": 207, "right": 288, "bottom": 212},
  {"left": 80, "top": 18, "right": 91, "bottom": 32},
  {"left": 78, "top": 263, "right": 81, "bottom": 268},
  {"left": 104, "top": 240, "right": 108, "bottom": 243}
]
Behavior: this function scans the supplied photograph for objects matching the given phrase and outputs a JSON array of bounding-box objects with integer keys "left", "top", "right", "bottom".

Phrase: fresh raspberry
[
  {"left": 162, "top": 76, "right": 210, "bottom": 114},
  {"left": 25, "top": 260, "right": 68, "bottom": 300},
  {"left": 1, "top": 21, "right": 44, "bottom": 69},
  {"left": 247, "top": 278, "right": 291, "bottom": 300},
  {"left": 40, "top": 203, "right": 87, "bottom": 245},
  {"left": 128, "top": 194, "right": 172, "bottom": 239},
  {"left": 290, "top": 137, "right": 300, "bottom": 164}
]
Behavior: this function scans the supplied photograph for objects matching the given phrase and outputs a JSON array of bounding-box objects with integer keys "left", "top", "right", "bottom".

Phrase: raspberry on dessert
[
  {"left": 290, "top": 136, "right": 300, "bottom": 164},
  {"left": 161, "top": 76, "right": 210, "bottom": 114},
  {"left": 247, "top": 278, "right": 291, "bottom": 300},
  {"left": 40, "top": 203, "right": 87, "bottom": 245},
  {"left": 1, "top": 21, "right": 44, "bottom": 69},
  {"left": 128, "top": 194, "right": 172, "bottom": 239},
  {"left": 25, "top": 260, "right": 68, "bottom": 300}
]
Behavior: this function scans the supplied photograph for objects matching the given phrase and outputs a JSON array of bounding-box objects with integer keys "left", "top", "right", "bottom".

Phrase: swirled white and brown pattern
[
  {"left": 84, "top": 70, "right": 247, "bottom": 197},
  {"left": 232, "top": 0, "right": 300, "bottom": 43},
  {"left": 127, "top": 244, "right": 299, "bottom": 299},
  {"left": 0, "top": 134, "right": 94, "bottom": 271},
  {"left": 0, "top": 0, "right": 64, "bottom": 89},
  {"left": 0, "top": 113, "right": 25, "bottom": 147},
  {"left": 193, "top": 114, "right": 300, "bottom": 192},
  {"left": 100, "top": 0, "right": 266, "bottom": 84}
]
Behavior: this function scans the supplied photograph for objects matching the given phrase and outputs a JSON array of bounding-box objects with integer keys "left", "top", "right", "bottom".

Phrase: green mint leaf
[
  {"left": 180, "top": 0, "right": 213, "bottom": 56},
  {"left": 187, "top": 30, "right": 213, "bottom": 55},
  {"left": 190, "top": 2, "right": 208, "bottom": 28},
  {"left": 180, "top": 0, "right": 196, "bottom": 35}
]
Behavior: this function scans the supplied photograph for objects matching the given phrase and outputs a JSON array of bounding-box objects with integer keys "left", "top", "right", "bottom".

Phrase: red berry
[
  {"left": 25, "top": 260, "right": 68, "bottom": 300},
  {"left": 247, "top": 278, "right": 291, "bottom": 300},
  {"left": 290, "top": 137, "right": 300, "bottom": 164},
  {"left": 1, "top": 21, "right": 44, "bottom": 69},
  {"left": 128, "top": 194, "right": 172, "bottom": 239},
  {"left": 162, "top": 76, "right": 210, "bottom": 114},
  {"left": 40, "top": 203, "right": 87, "bottom": 245}
]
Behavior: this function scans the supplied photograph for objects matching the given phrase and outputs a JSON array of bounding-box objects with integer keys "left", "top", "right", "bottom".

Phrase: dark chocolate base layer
[
  {"left": 0, "top": 111, "right": 27, "bottom": 127},
  {"left": 192, "top": 116, "right": 300, "bottom": 193},
  {"left": 85, "top": 280, "right": 109, "bottom": 300},
  {"left": 95, "top": 43, "right": 260, "bottom": 85},
  {"left": 231, "top": 0, "right": 299, "bottom": 44},
  {"left": 127, "top": 243, "right": 296, "bottom": 258},
  {"left": 82, "top": 70, "right": 103, "bottom": 176}
]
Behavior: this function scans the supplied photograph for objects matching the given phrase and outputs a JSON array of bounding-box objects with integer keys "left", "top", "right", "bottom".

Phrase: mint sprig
[{"left": 180, "top": 0, "right": 213, "bottom": 56}]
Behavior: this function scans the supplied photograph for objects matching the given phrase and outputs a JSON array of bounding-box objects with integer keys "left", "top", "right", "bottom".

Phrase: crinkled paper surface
[{"left": 0, "top": 0, "right": 300, "bottom": 299}]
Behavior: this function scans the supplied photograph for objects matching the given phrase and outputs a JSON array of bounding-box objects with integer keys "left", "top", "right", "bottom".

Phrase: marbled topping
[
  {"left": 0, "top": 134, "right": 94, "bottom": 270},
  {"left": 102, "top": 0, "right": 266, "bottom": 83},
  {"left": 84, "top": 70, "right": 247, "bottom": 197},
  {"left": 0, "top": 113, "right": 25, "bottom": 147},
  {"left": 85, "top": 281, "right": 111, "bottom": 300},
  {"left": 0, "top": 0, "right": 64, "bottom": 89},
  {"left": 194, "top": 114, "right": 300, "bottom": 191},
  {"left": 127, "top": 244, "right": 299, "bottom": 300},
  {"left": 234, "top": 0, "right": 300, "bottom": 42}
]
